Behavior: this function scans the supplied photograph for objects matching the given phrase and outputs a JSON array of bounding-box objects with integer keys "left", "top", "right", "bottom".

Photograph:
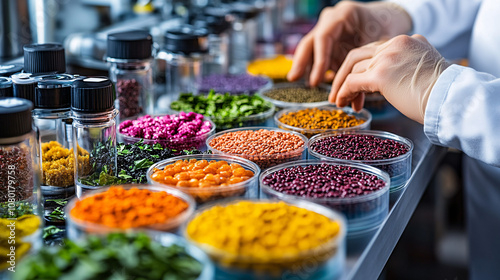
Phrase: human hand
[
  {"left": 330, "top": 34, "right": 450, "bottom": 124},
  {"left": 287, "top": 1, "right": 412, "bottom": 86}
]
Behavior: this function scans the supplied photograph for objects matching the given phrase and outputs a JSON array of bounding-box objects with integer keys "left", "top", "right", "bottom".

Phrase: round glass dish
[
  {"left": 183, "top": 198, "right": 346, "bottom": 280},
  {"left": 275, "top": 105, "right": 372, "bottom": 138},
  {"left": 147, "top": 154, "right": 260, "bottom": 204},
  {"left": 259, "top": 82, "right": 331, "bottom": 110},
  {"left": 206, "top": 126, "right": 308, "bottom": 170},
  {"left": 66, "top": 184, "right": 196, "bottom": 240},
  {"left": 170, "top": 100, "right": 275, "bottom": 131},
  {"left": 117, "top": 114, "right": 215, "bottom": 151},
  {"left": 260, "top": 159, "right": 390, "bottom": 234},
  {"left": 197, "top": 74, "right": 273, "bottom": 95},
  {"left": 308, "top": 130, "right": 413, "bottom": 196}
]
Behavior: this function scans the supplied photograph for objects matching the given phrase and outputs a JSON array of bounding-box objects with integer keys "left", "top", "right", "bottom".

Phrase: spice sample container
[
  {"left": 118, "top": 112, "right": 215, "bottom": 151},
  {"left": 156, "top": 27, "right": 208, "bottom": 113},
  {"left": 170, "top": 92, "right": 275, "bottom": 130},
  {"left": 260, "top": 82, "right": 331, "bottom": 110},
  {"left": 18, "top": 232, "right": 214, "bottom": 280},
  {"left": 228, "top": 3, "right": 259, "bottom": 74},
  {"left": 207, "top": 127, "right": 307, "bottom": 169},
  {"left": 12, "top": 43, "right": 66, "bottom": 103},
  {"left": 147, "top": 154, "right": 260, "bottom": 204},
  {"left": 66, "top": 185, "right": 195, "bottom": 239},
  {"left": 71, "top": 77, "right": 118, "bottom": 197},
  {"left": 32, "top": 75, "right": 76, "bottom": 196},
  {"left": 107, "top": 31, "right": 154, "bottom": 120},
  {"left": 0, "top": 78, "right": 13, "bottom": 98},
  {"left": 247, "top": 55, "right": 293, "bottom": 82},
  {"left": 275, "top": 105, "right": 372, "bottom": 138},
  {"left": 192, "top": 13, "right": 231, "bottom": 75},
  {"left": 0, "top": 98, "right": 43, "bottom": 270},
  {"left": 260, "top": 159, "right": 389, "bottom": 250},
  {"left": 197, "top": 73, "right": 272, "bottom": 95},
  {"left": 184, "top": 199, "right": 346, "bottom": 280},
  {"left": 0, "top": 64, "right": 23, "bottom": 77},
  {"left": 309, "top": 131, "right": 413, "bottom": 199}
]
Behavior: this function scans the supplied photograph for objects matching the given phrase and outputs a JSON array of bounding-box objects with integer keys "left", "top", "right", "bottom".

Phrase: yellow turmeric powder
[
  {"left": 186, "top": 201, "right": 342, "bottom": 274},
  {"left": 247, "top": 55, "right": 293, "bottom": 81},
  {"left": 70, "top": 186, "right": 190, "bottom": 230}
]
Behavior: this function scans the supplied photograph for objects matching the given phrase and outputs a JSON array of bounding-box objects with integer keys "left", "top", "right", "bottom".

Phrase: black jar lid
[
  {"left": 164, "top": 26, "right": 208, "bottom": 55},
  {"left": 107, "top": 30, "right": 153, "bottom": 60},
  {"left": 192, "top": 14, "right": 231, "bottom": 35},
  {"left": 23, "top": 43, "right": 66, "bottom": 74},
  {"left": 228, "top": 3, "right": 259, "bottom": 20},
  {"left": 0, "top": 78, "right": 13, "bottom": 98},
  {"left": 35, "top": 80, "right": 71, "bottom": 109},
  {"left": 0, "top": 64, "right": 24, "bottom": 77},
  {"left": 71, "top": 77, "right": 115, "bottom": 113},
  {"left": 0, "top": 98, "right": 33, "bottom": 139}
]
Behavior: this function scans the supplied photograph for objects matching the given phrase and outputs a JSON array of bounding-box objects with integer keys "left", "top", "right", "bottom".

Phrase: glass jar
[
  {"left": 107, "top": 31, "right": 154, "bottom": 121},
  {"left": 0, "top": 98, "right": 43, "bottom": 275},
  {"left": 71, "top": 78, "right": 118, "bottom": 197},
  {"left": 11, "top": 73, "right": 38, "bottom": 105},
  {"left": 192, "top": 13, "right": 231, "bottom": 75},
  {"left": 155, "top": 27, "right": 208, "bottom": 113},
  {"left": 32, "top": 75, "right": 75, "bottom": 197},
  {"left": 0, "top": 78, "right": 13, "bottom": 98},
  {"left": 228, "top": 3, "right": 259, "bottom": 74}
]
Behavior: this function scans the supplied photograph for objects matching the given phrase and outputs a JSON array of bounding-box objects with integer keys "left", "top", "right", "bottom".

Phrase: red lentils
[{"left": 208, "top": 129, "right": 306, "bottom": 169}]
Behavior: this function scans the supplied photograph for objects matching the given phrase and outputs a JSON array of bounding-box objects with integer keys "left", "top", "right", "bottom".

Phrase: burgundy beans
[
  {"left": 310, "top": 134, "right": 409, "bottom": 160},
  {"left": 262, "top": 163, "right": 386, "bottom": 199}
]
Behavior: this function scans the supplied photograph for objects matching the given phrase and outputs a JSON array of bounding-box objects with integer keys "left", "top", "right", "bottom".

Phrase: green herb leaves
[{"left": 15, "top": 233, "right": 203, "bottom": 280}]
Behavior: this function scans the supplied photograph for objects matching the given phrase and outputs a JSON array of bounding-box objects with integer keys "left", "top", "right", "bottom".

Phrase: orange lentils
[
  {"left": 70, "top": 186, "right": 189, "bottom": 229},
  {"left": 151, "top": 159, "right": 254, "bottom": 188},
  {"left": 208, "top": 129, "right": 306, "bottom": 169}
]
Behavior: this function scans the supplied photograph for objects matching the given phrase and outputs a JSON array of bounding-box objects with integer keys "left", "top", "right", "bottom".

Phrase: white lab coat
[{"left": 389, "top": 0, "right": 500, "bottom": 279}]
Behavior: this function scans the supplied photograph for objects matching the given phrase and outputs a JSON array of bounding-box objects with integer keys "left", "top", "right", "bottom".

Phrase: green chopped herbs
[
  {"left": 43, "top": 226, "right": 64, "bottom": 239},
  {"left": 170, "top": 91, "right": 273, "bottom": 129},
  {"left": 0, "top": 201, "right": 34, "bottom": 218},
  {"left": 80, "top": 140, "right": 206, "bottom": 186},
  {"left": 48, "top": 206, "right": 65, "bottom": 221},
  {"left": 15, "top": 232, "right": 204, "bottom": 280}
]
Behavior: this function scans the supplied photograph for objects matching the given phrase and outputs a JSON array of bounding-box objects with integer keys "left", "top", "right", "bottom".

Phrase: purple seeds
[
  {"left": 197, "top": 74, "right": 269, "bottom": 95},
  {"left": 310, "top": 134, "right": 409, "bottom": 160},
  {"left": 116, "top": 79, "right": 142, "bottom": 118},
  {"left": 263, "top": 163, "right": 386, "bottom": 199}
]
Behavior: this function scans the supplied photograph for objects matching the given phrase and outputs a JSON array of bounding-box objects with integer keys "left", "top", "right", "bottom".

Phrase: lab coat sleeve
[
  {"left": 387, "top": 0, "right": 482, "bottom": 59},
  {"left": 424, "top": 64, "right": 500, "bottom": 167}
]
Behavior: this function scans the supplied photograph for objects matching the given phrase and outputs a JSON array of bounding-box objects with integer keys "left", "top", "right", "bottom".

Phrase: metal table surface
[{"left": 341, "top": 107, "right": 447, "bottom": 280}]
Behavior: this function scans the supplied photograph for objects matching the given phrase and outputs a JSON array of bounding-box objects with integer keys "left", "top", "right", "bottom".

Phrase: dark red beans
[
  {"left": 310, "top": 134, "right": 409, "bottom": 161},
  {"left": 262, "top": 164, "right": 386, "bottom": 198}
]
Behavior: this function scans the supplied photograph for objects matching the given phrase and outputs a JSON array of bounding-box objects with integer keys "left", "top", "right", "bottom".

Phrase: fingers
[
  {"left": 287, "top": 34, "right": 314, "bottom": 82},
  {"left": 309, "top": 33, "right": 334, "bottom": 86},
  {"left": 335, "top": 72, "right": 378, "bottom": 107},
  {"left": 329, "top": 44, "right": 377, "bottom": 102},
  {"left": 351, "top": 92, "right": 365, "bottom": 112}
]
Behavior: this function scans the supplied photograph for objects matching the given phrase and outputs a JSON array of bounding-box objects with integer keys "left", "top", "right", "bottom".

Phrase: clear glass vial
[
  {"left": 155, "top": 27, "right": 208, "bottom": 113},
  {"left": 32, "top": 74, "right": 76, "bottom": 196},
  {"left": 107, "top": 31, "right": 154, "bottom": 121},
  {"left": 71, "top": 77, "right": 118, "bottom": 197},
  {"left": 228, "top": 3, "right": 259, "bottom": 74},
  {"left": 0, "top": 98, "right": 43, "bottom": 273}
]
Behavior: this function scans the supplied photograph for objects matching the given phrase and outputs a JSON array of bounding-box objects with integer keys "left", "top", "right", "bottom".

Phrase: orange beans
[
  {"left": 151, "top": 159, "right": 254, "bottom": 188},
  {"left": 70, "top": 186, "right": 189, "bottom": 230},
  {"left": 208, "top": 129, "right": 305, "bottom": 169}
]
